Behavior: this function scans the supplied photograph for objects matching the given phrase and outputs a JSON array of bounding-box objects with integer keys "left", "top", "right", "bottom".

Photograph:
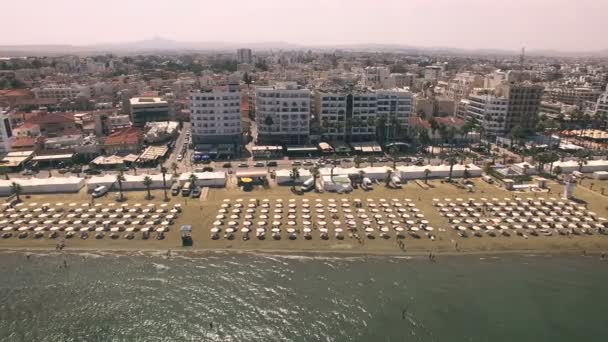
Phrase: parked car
[
  {"left": 181, "top": 182, "right": 192, "bottom": 196},
  {"left": 202, "top": 166, "right": 214, "bottom": 172},
  {"left": 70, "top": 166, "right": 82, "bottom": 174},
  {"left": 238, "top": 163, "right": 249, "bottom": 168},
  {"left": 92, "top": 186, "right": 109, "bottom": 198},
  {"left": 57, "top": 168, "right": 69, "bottom": 174},
  {"left": 21, "top": 169, "right": 34, "bottom": 176},
  {"left": 177, "top": 154, "right": 183, "bottom": 161},
  {"left": 171, "top": 184, "right": 181, "bottom": 196},
  {"left": 222, "top": 163, "right": 232, "bottom": 168},
  {"left": 191, "top": 187, "right": 202, "bottom": 198},
  {"left": 254, "top": 162, "right": 265, "bottom": 167},
  {"left": 291, "top": 161, "right": 302, "bottom": 166},
  {"left": 303, "top": 161, "right": 314, "bottom": 166},
  {"left": 399, "top": 157, "right": 412, "bottom": 162},
  {"left": 266, "top": 161, "right": 278, "bottom": 167}
]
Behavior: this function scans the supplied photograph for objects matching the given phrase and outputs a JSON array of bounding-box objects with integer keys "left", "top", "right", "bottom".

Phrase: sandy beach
[{"left": 1, "top": 178, "right": 608, "bottom": 256}]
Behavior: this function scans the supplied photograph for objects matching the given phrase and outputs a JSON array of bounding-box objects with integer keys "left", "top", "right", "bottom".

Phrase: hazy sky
[{"left": 2, "top": 0, "right": 605, "bottom": 51}]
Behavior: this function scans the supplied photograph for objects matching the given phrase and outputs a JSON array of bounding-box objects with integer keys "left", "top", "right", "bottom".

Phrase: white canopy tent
[
  {"left": 3, "top": 176, "right": 86, "bottom": 194},
  {"left": 275, "top": 169, "right": 312, "bottom": 184},
  {"left": 179, "top": 172, "right": 226, "bottom": 187}
]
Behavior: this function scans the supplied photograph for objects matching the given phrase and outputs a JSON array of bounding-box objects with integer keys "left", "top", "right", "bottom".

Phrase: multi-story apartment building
[
  {"left": 496, "top": 82, "right": 544, "bottom": 132},
  {"left": 464, "top": 92, "right": 509, "bottom": 137},
  {"left": 545, "top": 87, "right": 603, "bottom": 106},
  {"left": 255, "top": 82, "right": 310, "bottom": 145},
  {"left": 236, "top": 48, "right": 253, "bottom": 64},
  {"left": 0, "top": 108, "right": 13, "bottom": 154},
  {"left": 363, "top": 67, "right": 390, "bottom": 88},
  {"left": 314, "top": 87, "right": 412, "bottom": 142},
  {"left": 32, "top": 85, "right": 87, "bottom": 101},
  {"left": 129, "top": 97, "right": 170, "bottom": 127},
  {"left": 376, "top": 88, "right": 413, "bottom": 140},
  {"left": 314, "top": 88, "right": 376, "bottom": 142},
  {"left": 595, "top": 91, "right": 608, "bottom": 120},
  {"left": 424, "top": 66, "right": 442, "bottom": 81},
  {"left": 190, "top": 83, "right": 242, "bottom": 144}
]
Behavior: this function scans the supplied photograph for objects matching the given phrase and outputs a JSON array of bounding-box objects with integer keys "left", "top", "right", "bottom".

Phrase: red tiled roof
[
  {"left": 104, "top": 127, "right": 142, "bottom": 146},
  {"left": 11, "top": 136, "right": 38, "bottom": 148},
  {"left": 408, "top": 117, "right": 431, "bottom": 129},
  {"left": 26, "top": 112, "right": 75, "bottom": 126},
  {"left": 435, "top": 116, "right": 466, "bottom": 127},
  {"left": 0, "top": 89, "right": 32, "bottom": 97},
  {"left": 15, "top": 122, "right": 39, "bottom": 130}
]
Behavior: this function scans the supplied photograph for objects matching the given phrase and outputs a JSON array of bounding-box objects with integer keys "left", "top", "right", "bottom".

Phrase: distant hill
[{"left": 0, "top": 38, "right": 606, "bottom": 57}]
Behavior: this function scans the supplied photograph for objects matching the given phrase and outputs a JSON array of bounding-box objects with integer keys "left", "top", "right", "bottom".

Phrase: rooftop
[{"left": 129, "top": 97, "right": 167, "bottom": 106}]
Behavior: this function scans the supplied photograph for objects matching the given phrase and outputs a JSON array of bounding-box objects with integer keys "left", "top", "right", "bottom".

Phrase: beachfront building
[
  {"left": 314, "top": 87, "right": 376, "bottom": 142},
  {"left": 0, "top": 109, "right": 13, "bottom": 154},
  {"left": 595, "top": 91, "right": 608, "bottom": 122},
  {"left": 129, "top": 97, "right": 169, "bottom": 127},
  {"left": 255, "top": 82, "right": 311, "bottom": 145},
  {"left": 375, "top": 88, "right": 413, "bottom": 141},
  {"left": 190, "top": 83, "right": 242, "bottom": 144},
  {"left": 463, "top": 91, "right": 509, "bottom": 137},
  {"left": 495, "top": 82, "right": 544, "bottom": 133}
]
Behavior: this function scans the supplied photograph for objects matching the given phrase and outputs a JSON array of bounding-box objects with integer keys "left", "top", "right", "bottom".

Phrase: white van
[{"left": 92, "top": 185, "right": 109, "bottom": 198}]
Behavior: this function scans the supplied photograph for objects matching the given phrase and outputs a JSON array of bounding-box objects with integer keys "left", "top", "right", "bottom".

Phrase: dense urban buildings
[{"left": 236, "top": 48, "right": 253, "bottom": 64}]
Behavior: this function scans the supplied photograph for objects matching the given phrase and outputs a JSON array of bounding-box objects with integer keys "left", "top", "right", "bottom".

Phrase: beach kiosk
[{"left": 180, "top": 225, "right": 193, "bottom": 247}]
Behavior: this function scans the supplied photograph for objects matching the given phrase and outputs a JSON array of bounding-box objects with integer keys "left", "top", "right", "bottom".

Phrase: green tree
[
  {"left": 384, "top": 170, "right": 392, "bottom": 187},
  {"left": 171, "top": 162, "right": 179, "bottom": 175},
  {"left": 553, "top": 166, "right": 563, "bottom": 177},
  {"left": 10, "top": 182, "right": 22, "bottom": 202},
  {"left": 388, "top": 146, "right": 399, "bottom": 170},
  {"left": 310, "top": 166, "right": 320, "bottom": 190},
  {"left": 116, "top": 173, "right": 125, "bottom": 201},
  {"left": 188, "top": 173, "right": 198, "bottom": 190},
  {"left": 354, "top": 155, "right": 362, "bottom": 168},
  {"left": 368, "top": 156, "right": 376, "bottom": 167},
  {"left": 424, "top": 168, "right": 431, "bottom": 184},
  {"left": 143, "top": 176, "right": 153, "bottom": 200},
  {"left": 160, "top": 166, "right": 168, "bottom": 201},
  {"left": 447, "top": 155, "right": 457, "bottom": 181},
  {"left": 290, "top": 167, "right": 300, "bottom": 188}
]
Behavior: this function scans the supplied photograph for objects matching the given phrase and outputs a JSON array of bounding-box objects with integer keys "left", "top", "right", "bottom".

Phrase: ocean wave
[{"left": 152, "top": 262, "right": 170, "bottom": 271}]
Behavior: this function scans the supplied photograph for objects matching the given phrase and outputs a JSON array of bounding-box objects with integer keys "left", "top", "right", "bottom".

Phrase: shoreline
[{"left": 0, "top": 245, "right": 603, "bottom": 259}]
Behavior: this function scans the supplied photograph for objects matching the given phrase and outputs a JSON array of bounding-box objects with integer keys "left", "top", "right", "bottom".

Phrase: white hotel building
[
  {"left": 464, "top": 92, "right": 509, "bottom": 137},
  {"left": 314, "top": 87, "right": 412, "bottom": 142},
  {"left": 190, "top": 83, "right": 242, "bottom": 144},
  {"left": 255, "top": 82, "right": 311, "bottom": 145}
]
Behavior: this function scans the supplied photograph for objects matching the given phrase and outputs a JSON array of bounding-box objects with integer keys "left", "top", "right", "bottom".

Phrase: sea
[{"left": 0, "top": 251, "right": 607, "bottom": 342}]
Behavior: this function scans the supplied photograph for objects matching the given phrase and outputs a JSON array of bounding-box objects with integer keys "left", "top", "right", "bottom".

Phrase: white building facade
[
  {"left": 465, "top": 93, "right": 509, "bottom": 137},
  {"left": 255, "top": 82, "right": 310, "bottom": 145},
  {"left": 191, "top": 83, "right": 242, "bottom": 144},
  {"left": 0, "top": 109, "right": 13, "bottom": 154},
  {"left": 376, "top": 88, "right": 413, "bottom": 141}
]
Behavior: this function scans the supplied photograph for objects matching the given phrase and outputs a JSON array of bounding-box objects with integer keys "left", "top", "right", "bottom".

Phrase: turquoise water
[{"left": 0, "top": 251, "right": 607, "bottom": 341}]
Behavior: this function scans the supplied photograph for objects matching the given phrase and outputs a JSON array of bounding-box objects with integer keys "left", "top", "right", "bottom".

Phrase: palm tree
[
  {"left": 447, "top": 156, "right": 457, "bottom": 181},
  {"left": 384, "top": 170, "right": 392, "bottom": 187},
  {"left": 577, "top": 158, "right": 588, "bottom": 172},
  {"left": 171, "top": 162, "right": 178, "bottom": 175},
  {"left": 10, "top": 182, "right": 22, "bottom": 202},
  {"left": 463, "top": 165, "right": 470, "bottom": 180},
  {"left": 388, "top": 146, "right": 399, "bottom": 170},
  {"left": 310, "top": 166, "right": 320, "bottom": 190},
  {"left": 143, "top": 176, "right": 153, "bottom": 200},
  {"left": 290, "top": 167, "right": 300, "bottom": 188},
  {"left": 423, "top": 168, "right": 431, "bottom": 184},
  {"left": 0, "top": 166, "right": 8, "bottom": 180},
  {"left": 368, "top": 156, "right": 376, "bottom": 167},
  {"left": 188, "top": 173, "right": 198, "bottom": 190},
  {"left": 354, "top": 155, "right": 362, "bottom": 168},
  {"left": 160, "top": 166, "right": 168, "bottom": 201},
  {"left": 553, "top": 166, "right": 563, "bottom": 177},
  {"left": 116, "top": 173, "right": 125, "bottom": 201}
]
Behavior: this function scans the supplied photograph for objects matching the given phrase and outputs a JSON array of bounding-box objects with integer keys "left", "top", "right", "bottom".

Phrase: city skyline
[{"left": 2, "top": 0, "right": 606, "bottom": 52}]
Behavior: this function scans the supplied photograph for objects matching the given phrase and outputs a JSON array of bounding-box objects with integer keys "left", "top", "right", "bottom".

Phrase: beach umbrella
[
  {"left": 241, "top": 228, "right": 250, "bottom": 233},
  {"left": 210, "top": 228, "right": 220, "bottom": 233},
  {"left": 303, "top": 228, "right": 312, "bottom": 233}
]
